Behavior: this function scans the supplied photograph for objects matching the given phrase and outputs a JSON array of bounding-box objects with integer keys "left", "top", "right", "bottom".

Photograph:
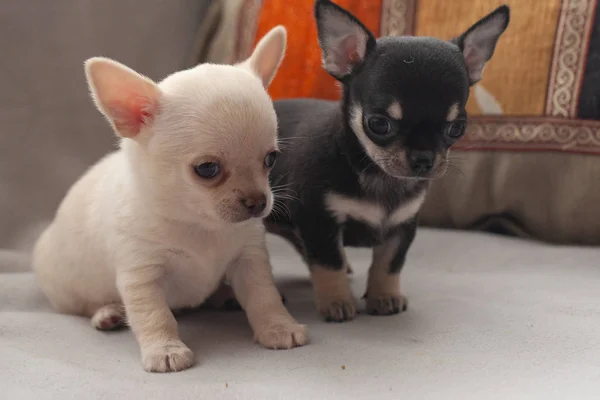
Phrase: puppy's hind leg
[{"left": 91, "top": 303, "right": 126, "bottom": 331}]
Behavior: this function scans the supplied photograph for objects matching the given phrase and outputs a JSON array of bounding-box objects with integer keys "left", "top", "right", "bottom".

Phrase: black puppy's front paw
[
  {"left": 366, "top": 294, "right": 408, "bottom": 316},
  {"left": 318, "top": 298, "right": 357, "bottom": 322}
]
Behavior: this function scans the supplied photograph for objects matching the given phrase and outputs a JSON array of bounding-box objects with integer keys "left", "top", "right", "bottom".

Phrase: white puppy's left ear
[
  {"left": 85, "top": 57, "right": 161, "bottom": 138},
  {"left": 239, "top": 25, "right": 287, "bottom": 88}
]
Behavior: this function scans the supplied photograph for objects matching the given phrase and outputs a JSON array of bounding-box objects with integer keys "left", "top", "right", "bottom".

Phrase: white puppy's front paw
[
  {"left": 254, "top": 321, "right": 308, "bottom": 350},
  {"left": 141, "top": 341, "right": 194, "bottom": 373}
]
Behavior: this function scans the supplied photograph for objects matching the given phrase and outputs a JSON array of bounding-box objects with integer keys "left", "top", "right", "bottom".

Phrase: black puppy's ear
[
  {"left": 314, "top": 0, "right": 376, "bottom": 80},
  {"left": 451, "top": 5, "right": 510, "bottom": 85}
]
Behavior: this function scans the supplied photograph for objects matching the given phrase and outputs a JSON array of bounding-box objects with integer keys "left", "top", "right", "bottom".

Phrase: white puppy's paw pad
[
  {"left": 255, "top": 322, "right": 308, "bottom": 350},
  {"left": 91, "top": 304, "right": 126, "bottom": 331},
  {"left": 142, "top": 342, "right": 194, "bottom": 373}
]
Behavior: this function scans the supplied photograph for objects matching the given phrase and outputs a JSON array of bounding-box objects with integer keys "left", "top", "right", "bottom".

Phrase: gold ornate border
[
  {"left": 456, "top": 116, "right": 600, "bottom": 154},
  {"left": 380, "top": 0, "right": 416, "bottom": 36},
  {"left": 546, "top": 0, "right": 597, "bottom": 117}
]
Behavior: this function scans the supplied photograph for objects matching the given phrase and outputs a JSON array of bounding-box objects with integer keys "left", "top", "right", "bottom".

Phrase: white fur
[
  {"left": 33, "top": 26, "right": 307, "bottom": 374},
  {"left": 325, "top": 190, "right": 426, "bottom": 228},
  {"left": 326, "top": 193, "right": 385, "bottom": 225},
  {"left": 388, "top": 191, "right": 427, "bottom": 226},
  {"left": 238, "top": 25, "right": 287, "bottom": 87}
]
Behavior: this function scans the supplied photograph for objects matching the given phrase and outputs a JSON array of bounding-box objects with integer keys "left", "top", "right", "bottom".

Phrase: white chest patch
[
  {"left": 388, "top": 190, "right": 427, "bottom": 226},
  {"left": 325, "top": 191, "right": 426, "bottom": 228},
  {"left": 158, "top": 225, "right": 250, "bottom": 310}
]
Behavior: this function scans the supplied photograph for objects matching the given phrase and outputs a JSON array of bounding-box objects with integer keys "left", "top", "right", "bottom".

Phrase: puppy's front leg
[
  {"left": 300, "top": 218, "right": 356, "bottom": 322},
  {"left": 228, "top": 245, "right": 307, "bottom": 349},
  {"left": 118, "top": 265, "right": 194, "bottom": 373},
  {"left": 365, "top": 218, "right": 417, "bottom": 315}
]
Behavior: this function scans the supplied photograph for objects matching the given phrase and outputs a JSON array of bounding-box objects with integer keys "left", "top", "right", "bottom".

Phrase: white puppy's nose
[{"left": 241, "top": 194, "right": 267, "bottom": 215}]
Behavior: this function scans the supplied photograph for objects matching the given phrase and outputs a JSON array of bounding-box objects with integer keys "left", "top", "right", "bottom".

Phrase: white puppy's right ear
[
  {"left": 84, "top": 57, "right": 161, "bottom": 138},
  {"left": 239, "top": 25, "right": 287, "bottom": 88}
]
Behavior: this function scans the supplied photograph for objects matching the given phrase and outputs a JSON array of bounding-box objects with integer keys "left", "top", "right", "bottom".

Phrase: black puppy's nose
[
  {"left": 408, "top": 150, "right": 434, "bottom": 174},
  {"left": 241, "top": 194, "right": 267, "bottom": 215}
]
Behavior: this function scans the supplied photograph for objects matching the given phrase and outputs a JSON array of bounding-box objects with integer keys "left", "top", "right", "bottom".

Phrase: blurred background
[
  {"left": 2, "top": 1, "right": 600, "bottom": 398},
  {"left": 1, "top": 0, "right": 600, "bottom": 267}
]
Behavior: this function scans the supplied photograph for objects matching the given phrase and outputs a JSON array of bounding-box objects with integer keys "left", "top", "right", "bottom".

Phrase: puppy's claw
[
  {"left": 319, "top": 299, "right": 357, "bottom": 322},
  {"left": 366, "top": 294, "right": 408, "bottom": 316},
  {"left": 141, "top": 341, "right": 194, "bottom": 373},
  {"left": 254, "top": 322, "right": 308, "bottom": 349}
]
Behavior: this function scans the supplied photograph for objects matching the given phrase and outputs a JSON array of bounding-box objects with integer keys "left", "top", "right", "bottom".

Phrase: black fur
[{"left": 266, "top": 0, "right": 510, "bottom": 321}]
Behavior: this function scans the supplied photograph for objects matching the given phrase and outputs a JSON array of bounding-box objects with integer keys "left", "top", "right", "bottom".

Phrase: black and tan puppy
[{"left": 266, "top": 0, "right": 510, "bottom": 322}]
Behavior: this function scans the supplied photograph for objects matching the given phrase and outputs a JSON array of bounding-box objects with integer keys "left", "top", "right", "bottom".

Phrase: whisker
[
  {"left": 270, "top": 171, "right": 291, "bottom": 188},
  {"left": 272, "top": 201, "right": 292, "bottom": 220},
  {"left": 269, "top": 203, "right": 285, "bottom": 223}
]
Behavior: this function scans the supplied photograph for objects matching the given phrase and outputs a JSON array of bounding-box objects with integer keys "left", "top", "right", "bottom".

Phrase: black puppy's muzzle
[{"left": 407, "top": 150, "right": 435, "bottom": 174}]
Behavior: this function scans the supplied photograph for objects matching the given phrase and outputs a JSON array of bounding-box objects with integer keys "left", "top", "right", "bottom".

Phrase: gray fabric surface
[
  {"left": 0, "top": 0, "right": 214, "bottom": 254},
  {"left": 2, "top": 2, "right": 599, "bottom": 399},
  {"left": 2, "top": 229, "right": 600, "bottom": 399}
]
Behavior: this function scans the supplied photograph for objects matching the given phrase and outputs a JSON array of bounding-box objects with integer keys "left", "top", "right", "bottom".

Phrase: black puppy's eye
[
  {"left": 194, "top": 162, "right": 220, "bottom": 179},
  {"left": 445, "top": 121, "right": 466, "bottom": 139},
  {"left": 367, "top": 115, "right": 392, "bottom": 136},
  {"left": 264, "top": 151, "right": 277, "bottom": 168}
]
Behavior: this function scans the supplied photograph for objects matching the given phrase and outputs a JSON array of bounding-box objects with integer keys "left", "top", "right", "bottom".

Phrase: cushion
[
  {"left": 0, "top": 0, "right": 219, "bottom": 256},
  {"left": 235, "top": 0, "right": 600, "bottom": 245}
]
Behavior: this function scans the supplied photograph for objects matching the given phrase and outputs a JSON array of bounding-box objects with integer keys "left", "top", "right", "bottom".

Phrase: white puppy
[{"left": 33, "top": 26, "right": 307, "bottom": 373}]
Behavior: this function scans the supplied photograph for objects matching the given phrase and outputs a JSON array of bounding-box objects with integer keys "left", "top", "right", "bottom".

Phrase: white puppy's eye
[
  {"left": 264, "top": 151, "right": 277, "bottom": 168},
  {"left": 194, "top": 162, "right": 220, "bottom": 179}
]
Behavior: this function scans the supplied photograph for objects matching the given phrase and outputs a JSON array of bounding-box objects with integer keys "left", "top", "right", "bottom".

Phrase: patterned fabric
[
  {"left": 237, "top": 0, "right": 600, "bottom": 243},
  {"left": 241, "top": 0, "right": 600, "bottom": 154},
  {"left": 419, "top": 0, "right": 600, "bottom": 154}
]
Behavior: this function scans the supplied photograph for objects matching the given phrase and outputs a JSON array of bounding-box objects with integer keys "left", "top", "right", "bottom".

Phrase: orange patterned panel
[
  {"left": 254, "top": 0, "right": 383, "bottom": 101},
  {"left": 413, "top": 0, "right": 561, "bottom": 116}
]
